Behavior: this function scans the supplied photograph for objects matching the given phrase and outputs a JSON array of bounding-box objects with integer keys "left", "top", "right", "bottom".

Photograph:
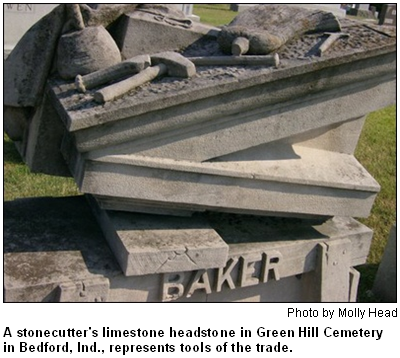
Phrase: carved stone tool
[
  {"left": 318, "top": 32, "right": 350, "bottom": 56},
  {"left": 94, "top": 52, "right": 196, "bottom": 103},
  {"left": 231, "top": 37, "right": 250, "bottom": 56},
  {"left": 57, "top": 4, "right": 121, "bottom": 80},
  {"left": 75, "top": 55, "right": 151, "bottom": 92},
  {"left": 188, "top": 54, "right": 279, "bottom": 67},
  {"left": 218, "top": 5, "right": 341, "bottom": 55}
]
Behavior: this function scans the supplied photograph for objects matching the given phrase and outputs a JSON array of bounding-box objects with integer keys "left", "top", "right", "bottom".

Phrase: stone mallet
[
  {"left": 94, "top": 52, "right": 196, "bottom": 103},
  {"left": 318, "top": 32, "right": 349, "bottom": 56},
  {"left": 75, "top": 55, "right": 151, "bottom": 93}
]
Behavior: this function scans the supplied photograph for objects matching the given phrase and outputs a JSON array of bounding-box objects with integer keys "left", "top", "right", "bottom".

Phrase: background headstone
[
  {"left": 3, "top": 4, "right": 57, "bottom": 57},
  {"left": 379, "top": 4, "right": 397, "bottom": 26}
]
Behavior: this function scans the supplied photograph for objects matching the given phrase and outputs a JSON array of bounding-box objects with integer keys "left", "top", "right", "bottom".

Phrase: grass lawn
[
  {"left": 193, "top": 4, "right": 236, "bottom": 26},
  {"left": 3, "top": 4, "right": 396, "bottom": 302}
]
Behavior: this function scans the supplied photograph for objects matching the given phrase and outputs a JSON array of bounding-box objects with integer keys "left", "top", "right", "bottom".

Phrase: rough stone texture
[
  {"left": 373, "top": 224, "right": 397, "bottom": 302},
  {"left": 57, "top": 26, "right": 121, "bottom": 80},
  {"left": 4, "top": 5, "right": 66, "bottom": 107},
  {"left": 3, "top": 196, "right": 120, "bottom": 302},
  {"left": 218, "top": 5, "right": 341, "bottom": 55},
  {"left": 4, "top": 196, "right": 373, "bottom": 302},
  {"left": 79, "top": 4, "right": 139, "bottom": 28},
  {"left": 50, "top": 36, "right": 396, "bottom": 157},
  {"left": 111, "top": 9, "right": 219, "bottom": 59},
  {"left": 88, "top": 196, "right": 229, "bottom": 276},
  {"left": 88, "top": 80, "right": 392, "bottom": 161}
]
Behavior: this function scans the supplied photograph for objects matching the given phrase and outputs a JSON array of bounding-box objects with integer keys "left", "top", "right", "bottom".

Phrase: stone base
[{"left": 4, "top": 196, "right": 373, "bottom": 302}]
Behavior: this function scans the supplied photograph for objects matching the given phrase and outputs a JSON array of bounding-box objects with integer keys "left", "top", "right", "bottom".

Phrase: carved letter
[
  {"left": 238, "top": 254, "right": 262, "bottom": 287},
  {"left": 162, "top": 272, "right": 186, "bottom": 301},
  {"left": 215, "top": 257, "right": 238, "bottom": 292},
  {"left": 186, "top": 270, "right": 212, "bottom": 297},
  {"left": 260, "top": 251, "right": 282, "bottom": 282}
]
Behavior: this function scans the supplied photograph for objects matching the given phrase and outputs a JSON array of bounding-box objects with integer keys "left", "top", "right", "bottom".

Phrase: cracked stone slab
[{"left": 88, "top": 196, "right": 229, "bottom": 276}]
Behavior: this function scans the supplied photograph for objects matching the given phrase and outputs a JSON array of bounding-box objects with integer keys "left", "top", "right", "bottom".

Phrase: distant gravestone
[
  {"left": 172, "top": 4, "right": 200, "bottom": 21},
  {"left": 3, "top": 4, "right": 57, "bottom": 56},
  {"left": 379, "top": 4, "right": 397, "bottom": 26}
]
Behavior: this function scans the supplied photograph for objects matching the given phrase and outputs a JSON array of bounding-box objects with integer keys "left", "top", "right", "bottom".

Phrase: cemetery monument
[{"left": 3, "top": 4, "right": 396, "bottom": 302}]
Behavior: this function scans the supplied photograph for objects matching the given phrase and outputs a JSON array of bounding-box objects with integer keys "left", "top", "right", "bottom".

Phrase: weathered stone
[
  {"left": 57, "top": 26, "right": 121, "bottom": 80},
  {"left": 78, "top": 145, "right": 380, "bottom": 218},
  {"left": 75, "top": 55, "right": 151, "bottom": 92},
  {"left": 4, "top": 5, "right": 66, "bottom": 107},
  {"left": 218, "top": 5, "right": 341, "bottom": 55},
  {"left": 52, "top": 44, "right": 396, "bottom": 160},
  {"left": 88, "top": 196, "right": 229, "bottom": 276},
  {"left": 111, "top": 8, "right": 219, "bottom": 59},
  {"left": 93, "top": 52, "right": 196, "bottom": 103},
  {"left": 57, "top": 277, "right": 109, "bottom": 302},
  {"left": 373, "top": 224, "right": 397, "bottom": 302},
  {"left": 3, "top": 196, "right": 120, "bottom": 302},
  {"left": 151, "top": 52, "right": 196, "bottom": 78},
  {"left": 4, "top": 196, "right": 373, "bottom": 302},
  {"left": 86, "top": 79, "right": 392, "bottom": 161},
  {"left": 79, "top": 4, "right": 140, "bottom": 27}
]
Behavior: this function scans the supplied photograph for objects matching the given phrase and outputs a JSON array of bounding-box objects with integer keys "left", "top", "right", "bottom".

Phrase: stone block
[
  {"left": 4, "top": 196, "right": 373, "bottom": 302},
  {"left": 77, "top": 144, "right": 379, "bottom": 218},
  {"left": 88, "top": 196, "right": 229, "bottom": 276},
  {"left": 52, "top": 49, "right": 396, "bottom": 161},
  {"left": 373, "top": 224, "right": 397, "bottom": 302},
  {"left": 3, "top": 196, "right": 120, "bottom": 302},
  {"left": 111, "top": 9, "right": 219, "bottom": 59}
]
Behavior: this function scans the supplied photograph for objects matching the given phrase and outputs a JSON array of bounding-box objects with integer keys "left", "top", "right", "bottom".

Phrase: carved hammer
[
  {"left": 75, "top": 55, "right": 151, "bottom": 93},
  {"left": 318, "top": 32, "right": 349, "bottom": 56},
  {"left": 94, "top": 52, "right": 196, "bottom": 103}
]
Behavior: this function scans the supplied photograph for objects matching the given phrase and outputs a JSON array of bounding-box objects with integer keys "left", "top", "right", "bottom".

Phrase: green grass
[
  {"left": 354, "top": 105, "right": 396, "bottom": 302},
  {"left": 355, "top": 106, "right": 396, "bottom": 264},
  {"left": 4, "top": 133, "right": 79, "bottom": 201},
  {"left": 193, "top": 4, "right": 236, "bottom": 26}
]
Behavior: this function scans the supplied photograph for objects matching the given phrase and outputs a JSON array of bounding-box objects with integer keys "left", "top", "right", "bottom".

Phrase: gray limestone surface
[
  {"left": 88, "top": 196, "right": 229, "bottom": 276},
  {"left": 57, "top": 26, "right": 121, "bottom": 80},
  {"left": 78, "top": 144, "right": 380, "bottom": 218},
  {"left": 112, "top": 8, "right": 219, "bottom": 59},
  {"left": 4, "top": 196, "right": 373, "bottom": 302},
  {"left": 4, "top": 5, "right": 393, "bottom": 303}
]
